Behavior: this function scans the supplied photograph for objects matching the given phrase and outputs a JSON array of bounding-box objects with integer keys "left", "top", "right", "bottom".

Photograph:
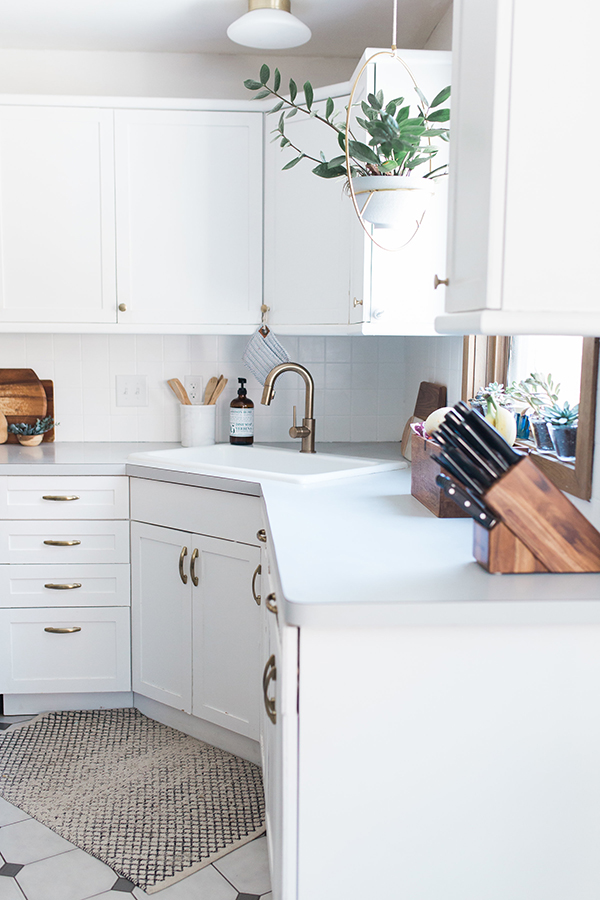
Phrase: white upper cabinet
[
  {"left": 114, "top": 109, "right": 263, "bottom": 327},
  {"left": 264, "top": 49, "right": 451, "bottom": 335},
  {"left": 0, "top": 107, "right": 117, "bottom": 324},
  {"left": 437, "top": 0, "right": 600, "bottom": 335}
]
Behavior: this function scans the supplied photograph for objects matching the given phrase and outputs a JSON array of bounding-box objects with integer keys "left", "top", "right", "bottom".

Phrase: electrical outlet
[
  {"left": 116, "top": 375, "right": 148, "bottom": 407},
  {"left": 185, "top": 375, "right": 204, "bottom": 404}
]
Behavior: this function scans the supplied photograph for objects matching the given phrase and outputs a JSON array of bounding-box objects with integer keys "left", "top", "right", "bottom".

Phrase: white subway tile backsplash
[{"left": 2, "top": 332, "right": 463, "bottom": 444}]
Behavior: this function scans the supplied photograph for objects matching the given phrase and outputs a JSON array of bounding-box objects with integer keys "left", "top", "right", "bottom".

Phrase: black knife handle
[{"left": 436, "top": 474, "right": 497, "bottom": 529}]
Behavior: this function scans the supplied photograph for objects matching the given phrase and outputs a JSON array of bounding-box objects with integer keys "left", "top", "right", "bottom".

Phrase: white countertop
[{"left": 3, "top": 440, "right": 600, "bottom": 627}]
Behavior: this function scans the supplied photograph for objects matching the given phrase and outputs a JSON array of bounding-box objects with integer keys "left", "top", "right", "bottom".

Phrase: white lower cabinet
[
  {"left": 0, "top": 475, "right": 131, "bottom": 700},
  {"left": 130, "top": 479, "right": 263, "bottom": 741}
]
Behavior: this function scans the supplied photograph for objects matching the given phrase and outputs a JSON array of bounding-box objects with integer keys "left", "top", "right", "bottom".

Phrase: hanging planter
[{"left": 351, "top": 173, "right": 436, "bottom": 230}]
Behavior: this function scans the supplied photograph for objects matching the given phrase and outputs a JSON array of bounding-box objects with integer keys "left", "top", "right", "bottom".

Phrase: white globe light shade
[{"left": 227, "top": 8, "right": 312, "bottom": 49}]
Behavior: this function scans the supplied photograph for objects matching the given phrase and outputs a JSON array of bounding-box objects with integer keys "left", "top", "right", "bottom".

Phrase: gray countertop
[{"left": 3, "top": 440, "right": 600, "bottom": 627}]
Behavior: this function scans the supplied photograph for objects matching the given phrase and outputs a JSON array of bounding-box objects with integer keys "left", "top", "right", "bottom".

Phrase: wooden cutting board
[
  {"left": 0, "top": 369, "right": 47, "bottom": 418},
  {"left": 400, "top": 381, "right": 447, "bottom": 461}
]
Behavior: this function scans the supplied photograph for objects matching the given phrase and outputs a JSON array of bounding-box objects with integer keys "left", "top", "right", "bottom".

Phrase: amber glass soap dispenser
[{"left": 230, "top": 377, "right": 254, "bottom": 445}]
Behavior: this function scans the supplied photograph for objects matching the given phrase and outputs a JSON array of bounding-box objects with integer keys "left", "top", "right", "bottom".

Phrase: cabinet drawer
[
  {"left": 0, "top": 476, "right": 129, "bottom": 519},
  {"left": 130, "top": 477, "right": 263, "bottom": 545},
  {"left": 0, "top": 606, "right": 131, "bottom": 694},
  {"left": 0, "top": 521, "right": 130, "bottom": 564},
  {"left": 0, "top": 564, "right": 130, "bottom": 609}
]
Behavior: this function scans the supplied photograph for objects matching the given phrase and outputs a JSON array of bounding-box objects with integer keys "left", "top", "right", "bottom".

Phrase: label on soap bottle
[{"left": 230, "top": 408, "right": 254, "bottom": 437}]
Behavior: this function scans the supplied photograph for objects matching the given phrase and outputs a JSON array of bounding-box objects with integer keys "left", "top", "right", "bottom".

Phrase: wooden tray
[{"left": 3, "top": 377, "right": 55, "bottom": 443}]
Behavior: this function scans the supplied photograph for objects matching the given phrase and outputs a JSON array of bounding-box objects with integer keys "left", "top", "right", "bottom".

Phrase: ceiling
[{"left": 0, "top": 0, "right": 451, "bottom": 56}]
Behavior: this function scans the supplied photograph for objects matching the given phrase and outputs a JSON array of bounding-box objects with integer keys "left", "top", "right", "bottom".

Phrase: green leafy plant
[
  {"left": 244, "top": 64, "right": 450, "bottom": 180},
  {"left": 506, "top": 372, "right": 561, "bottom": 416},
  {"left": 542, "top": 402, "right": 579, "bottom": 427},
  {"left": 7, "top": 416, "right": 56, "bottom": 436}
]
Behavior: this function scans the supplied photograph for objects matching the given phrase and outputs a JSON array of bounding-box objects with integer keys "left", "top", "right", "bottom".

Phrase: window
[{"left": 462, "top": 336, "right": 599, "bottom": 500}]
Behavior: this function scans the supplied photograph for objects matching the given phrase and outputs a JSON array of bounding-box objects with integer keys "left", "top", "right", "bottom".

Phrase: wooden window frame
[{"left": 462, "top": 335, "right": 599, "bottom": 501}]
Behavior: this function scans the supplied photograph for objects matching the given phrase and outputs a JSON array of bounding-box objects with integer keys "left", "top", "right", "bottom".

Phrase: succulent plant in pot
[
  {"left": 244, "top": 64, "right": 450, "bottom": 229},
  {"left": 8, "top": 415, "right": 56, "bottom": 446},
  {"left": 543, "top": 401, "right": 579, "bottom": 461},
  {"left": 506, "top": 373, "right": 561, "bottom": 452}
]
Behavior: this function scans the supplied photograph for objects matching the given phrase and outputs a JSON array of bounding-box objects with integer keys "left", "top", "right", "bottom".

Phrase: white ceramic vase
[{"left": 351, "top": 174, "right": 436, "bottom": 230}]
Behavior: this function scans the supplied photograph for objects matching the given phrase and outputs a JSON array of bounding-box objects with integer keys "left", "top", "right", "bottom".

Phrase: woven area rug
[{"left": 0, "top": 708, "right": 265, "bottom": 893}]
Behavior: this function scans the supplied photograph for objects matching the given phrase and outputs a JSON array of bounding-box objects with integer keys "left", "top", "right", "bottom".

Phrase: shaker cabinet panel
[
  {"left": 131, "top": 521, "right": 193, "bottom": 713},
  {"left": 114, "top": 109, "right": 263, "bottom": 327},
  {"left": 0, "top": 106, "right": 117, "bottom": 324}
]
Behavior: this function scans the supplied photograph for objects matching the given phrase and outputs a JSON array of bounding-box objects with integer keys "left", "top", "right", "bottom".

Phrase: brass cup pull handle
[
  {"left": 42, "top": 495, "right": 80, "bottom": 501},
  {"left": 43, "top": 540, "right": 81, "bottom": 547},
  {"left": 44, "top": 583, "right": 82, "bottom": 591},
  {"left": 251, "top": 564, "right": 261, "bottom": 606},
  {"left": 262, "top": 654, "right": 277, "bottom": 724},
  {"left": 265, "top": 592, "right": 278, "bottom": 616},
  {"left": 190, "top": 548, "right": 199, "bottom": 587},
  {"left": 256, "top": 529, "right": 267, "bottom": 543},
  {"left": 179, "top": 546, "right": 188, "bottom": 585},
  {"left": 44, "top": 626, "right": 82, "bottom": 634}
]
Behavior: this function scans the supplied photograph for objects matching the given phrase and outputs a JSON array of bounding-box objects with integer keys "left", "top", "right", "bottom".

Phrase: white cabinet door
[
  {"left": 131, "top": 521, "right": 193, "bottom": 713},
  {"left": 192, "top": 535, "right": 261, "bottom": 740},
  {"left": 440, "top": 0, "right": 600, "bottom": 333},
  {"left": 115, "top": 109, "right": 263, "bottom": 327},
  {"left": 0, "top": 106, "right": 116, "bottom": 324}
]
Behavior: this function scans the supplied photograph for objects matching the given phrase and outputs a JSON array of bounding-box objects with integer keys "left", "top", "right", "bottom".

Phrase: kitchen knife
[
  {"left": 443, "top": 408, "right": 510, "bottom": 475},
  {"left": 436, "top": 419, "right": 502, "bottom": 480},
  {"left": 431, "top": 451, "right": 490, "bottom": 497},
  {"left": 436, "top": 474, "right": 497, "bottom": 529},
  {"left": 455, "top": 401, "right": 522, "bottom": 468}
]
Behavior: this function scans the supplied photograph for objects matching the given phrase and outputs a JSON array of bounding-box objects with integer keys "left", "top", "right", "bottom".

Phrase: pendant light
[{"left": 227, "top": 0, "right": 311, "bottom": 50}]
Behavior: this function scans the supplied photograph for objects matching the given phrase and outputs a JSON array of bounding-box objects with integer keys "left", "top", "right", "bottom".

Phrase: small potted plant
[
  {"left": 543, "top": 402, "right": 579, "bottom": 461},
  {"left": 8, "top": 416, "right": 56, "bottom": 446},
  {"left": 244, "top": 64, "right": 450, "bottom": 228},
  {"left": 506, "top": 373, "right": 560, "bottom": 453}
]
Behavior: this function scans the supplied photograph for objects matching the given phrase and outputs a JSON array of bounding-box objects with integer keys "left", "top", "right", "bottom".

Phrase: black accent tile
[
  {"left": 112, "top": 877, "right": 137, "bottom": 892},
  {"left": 0, "top": 863, "right": 24, "bottom": 877},
  {"left": 0, "top": 723, "right": 11, "bottom": 731},
  {"left": 237, "top": 895, "right": 262, "bottom": 900}
]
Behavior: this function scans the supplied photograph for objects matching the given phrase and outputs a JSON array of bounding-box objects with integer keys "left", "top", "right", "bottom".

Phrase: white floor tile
[
  {"left": 213, "top": 837, "right": 270, "bottom": 895},
  {"left": 132, "top": 865, "right": 237, "bottom": 900},
  {"left": 15, "top": 848, "right": 116, "bottom": 900},
  {"left": 0, "top": 801, "right": 29, "bottom": 829},
  {"left": 0, "top": 877, "right": 26, "bottom": 900},
  {"left": 0, "top": 819, "right": 75, "bottom": 865}
]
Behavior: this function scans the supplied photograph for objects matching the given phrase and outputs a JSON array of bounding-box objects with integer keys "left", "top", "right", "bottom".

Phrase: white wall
[{"left": 0, "top": 333, "right": 463, "bottom": 445}]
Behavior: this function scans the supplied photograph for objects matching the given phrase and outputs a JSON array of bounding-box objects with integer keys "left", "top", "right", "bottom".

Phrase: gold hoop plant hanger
[{"left": 344, "top": 0, "right": 435, "bottom": 252}]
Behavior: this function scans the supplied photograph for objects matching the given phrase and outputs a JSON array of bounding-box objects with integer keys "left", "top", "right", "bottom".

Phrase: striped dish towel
[{"left": 242, "top": 326, "right": 290, "bottom": 385}]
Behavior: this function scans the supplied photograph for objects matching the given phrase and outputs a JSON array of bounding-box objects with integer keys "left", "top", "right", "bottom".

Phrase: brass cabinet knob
[
  {"left": 353, "top": 297, "right": 363, "bottom": 307},
  {"left": 118, "top": 303, "right": 127, "bottom": 312},
  {"left": 434, "top": 274, "right": 449, "bottom": 289},
  {"left": 266, "top": 592, "right": 278, "bottom": 616},
  {"left": 256, "top": 529, "right": 267, "bottom": 543}
]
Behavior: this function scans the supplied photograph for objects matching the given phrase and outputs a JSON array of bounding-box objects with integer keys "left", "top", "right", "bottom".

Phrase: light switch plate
[{"left": 116, "top": 375, "right": 148, "bottom": 407}]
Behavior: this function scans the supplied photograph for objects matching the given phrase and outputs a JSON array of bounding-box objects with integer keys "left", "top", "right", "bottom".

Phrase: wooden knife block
[{"left": 474, "top": 456, "right": 600, "bottom": 574}]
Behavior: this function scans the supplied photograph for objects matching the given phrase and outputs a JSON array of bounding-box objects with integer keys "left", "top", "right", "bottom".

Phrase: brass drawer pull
[
  {"left": 262, "top": 654, "right": 277, "bottom": 724},
  {"left": 256, "top": 529, "right": 267, "bottom": 543},
  {"left": 44, "top": 583, "right": 82, "bottom": 590},
  {"left": 43, "top": 540, "right": 81, "bottom": 547},
  {"left": 44, "top": 626, "right": 82, "bottom": 634},
  {"left": 42, "top": 495, "right": 80, "bottom": 501},
  {"left": 179, "top": 546, "right": 188, "bottom": 584},
  {"left": 251, "top": 564, "right": 261, "bottom": 605},
  {"left": 190, "top": 548, "right": 199, "bottom": 587},
  {"left": 266, "top": 592, "right": 278, "bottom": 616}
]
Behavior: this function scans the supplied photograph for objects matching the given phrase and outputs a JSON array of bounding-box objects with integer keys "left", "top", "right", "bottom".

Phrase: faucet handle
[{"left": 289, "top": 405, "right": 310, "bottom": 440}]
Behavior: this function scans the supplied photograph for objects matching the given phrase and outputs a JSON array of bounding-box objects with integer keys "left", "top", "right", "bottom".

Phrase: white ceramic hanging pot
[{"left": 351, "top": 174, "right": 436, "bottom": 230}]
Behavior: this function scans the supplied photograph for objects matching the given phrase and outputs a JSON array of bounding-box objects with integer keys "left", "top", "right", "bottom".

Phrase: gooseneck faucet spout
[{"left": 261, "top": 362, "right": 316, "bottom": 453}]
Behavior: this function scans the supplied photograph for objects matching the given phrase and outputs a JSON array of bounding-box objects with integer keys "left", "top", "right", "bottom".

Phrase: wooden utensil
[
  {"left": 207, "top": 376, "right": 228, "bottom": 405},
  {"left": 0, "top": 369, "right": 47, "bottom": 418},
  {"left": 167, "top": 378, "right": 192, "bottom": 405},
  {"left": 204, "top": 377, "right": 218, "bottom": 405},
  {"left": 400, "top": 382, "right": 447, "bottom": 460}
]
